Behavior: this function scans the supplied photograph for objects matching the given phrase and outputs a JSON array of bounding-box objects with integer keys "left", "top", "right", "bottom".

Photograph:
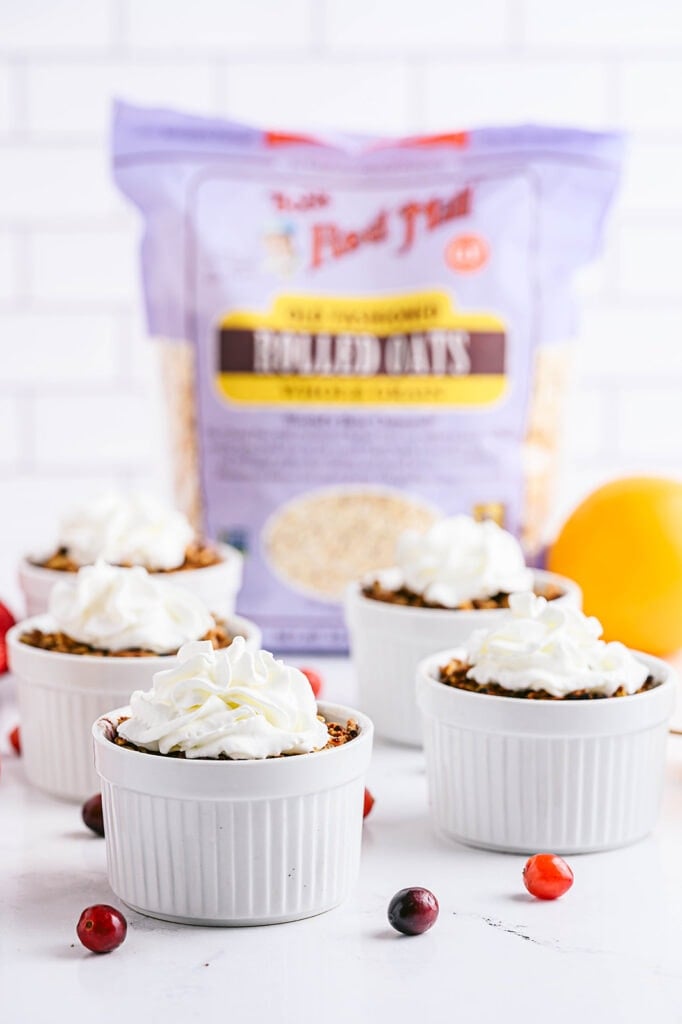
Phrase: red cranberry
[
  {"left": 81, "top": 793, "right": 105, "bottom": 837},
  {"left": 9, "top": 725, "right": 20, "bottom": 755},
  {"left": 0, "top": 601, "right": 15, "bottom": 634},
  {"left": 0, "top": 602, "right": 16, "bottom": 675},
  {"left": 0, "top": 602, "right": 15, "bottom": 675},
  {"left": 299, "top": 667, "right": 322, "bottom": 698},
  {"left": 523, "top": 853, "right": 574, "bottom": 900},
  {"left": 363, "top": 787, "right": 375, "bottom": 819},
  {"left": 388, "top": 887, "right": 439, "bottom": 936},
  {"left": 77, "top": 905, "right": 127, "bottom": 953}
]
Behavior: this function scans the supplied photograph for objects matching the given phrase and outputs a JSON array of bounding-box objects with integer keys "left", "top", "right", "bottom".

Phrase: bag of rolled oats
[{"left": 113, "top": 102, "right": 623, "bottom": 651}]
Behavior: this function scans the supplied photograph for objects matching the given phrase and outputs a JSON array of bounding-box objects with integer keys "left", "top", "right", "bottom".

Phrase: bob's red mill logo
[{"left": 271, "top": 187, "right": 473, "bottom": 269}]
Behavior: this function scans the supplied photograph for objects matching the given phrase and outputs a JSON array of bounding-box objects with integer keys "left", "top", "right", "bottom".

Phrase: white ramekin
[
  {"left": 93, "top": 701, "right": 373, "bottom": 926},
  {"left": 7, "top": 612, "right": 261, "bottom": 803},
  {"left": 417, "top": 648, "right": 676, "bottom": 854},
  {"left": 18, "top": 542, "right": 244, "bottom": 618},
  {"left": 344, "top": 569, "right": 581, "bottom": 747}
]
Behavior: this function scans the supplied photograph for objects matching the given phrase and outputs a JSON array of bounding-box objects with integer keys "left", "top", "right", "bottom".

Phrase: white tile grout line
[{"left": 7, "top": 46, "right": 682, "bottom": 64}]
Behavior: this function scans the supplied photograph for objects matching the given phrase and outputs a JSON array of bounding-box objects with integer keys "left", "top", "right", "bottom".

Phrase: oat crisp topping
[
  {"left": 112, "top": 716, "right": 360, "bottom": 757},
  {"left": 438, "top": 656, "right": 659, "bottom": 700},
  {"left": 20, "top": 618, "right": 233, "bottom": 658},
  {"left": 363, "top": 580, "right": 564, "bottom": 610},
  {"left": 33, "top": 542, "right": 222, "bottom": 574}
]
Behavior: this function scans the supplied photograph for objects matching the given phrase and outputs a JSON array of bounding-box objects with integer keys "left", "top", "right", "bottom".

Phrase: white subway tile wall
[
  {"left": 523, "top": 0, "right": 682, "bottom": 50},
  {"left": 217, "top": 61, "right": 413, "bottom": 134},
  {"left": 324, "top": 0, "right": 510, "bottom": 51},
  {"left": 29, "top": 229, "right": 139, "bottom": 303},
  {"left": 1, "top": 0, "right": 681, "bottom": 611},
  {"left": 2, "top": 312, "right": 120, "bottom": 384},
  {"left": 0, "top": 0, "right": 114, "bottom": 52},
  {"left": 422, "top": 60, "right": 615, "bottom": 130},
  {"left": 26, "top": 62, "right": 217, "bottom": 137},
  {"left": 0, "top": 146, "right": 116, "bottom": 221},
  {"left": 126, "top": 0, "right": 313, "bottom": 52}
]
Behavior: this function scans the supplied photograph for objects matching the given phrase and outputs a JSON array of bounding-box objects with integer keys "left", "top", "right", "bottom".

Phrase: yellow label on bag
[{"left": 216, "top": 290, "right": 507, "bottom": 407}]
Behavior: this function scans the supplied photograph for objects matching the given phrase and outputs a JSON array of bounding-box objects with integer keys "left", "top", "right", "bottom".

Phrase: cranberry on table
[
  {"left": 0, "top": 601, "right": 15, "bottom": 634},
  {"left": 299, "top": 667, "right": 323, "bottom": 698},
  {"left": 9, "top": 725, "right": 20, "bottom": 755},
  {"left": 523, "top": 853, "right": 574, "bottom": 900},
  {"left": 0, "top": 601, "right": 16, "bottom": 674},
  {"left": 82, "top": 793, "right": 105, "bottom": 837},
  {"left": 77, "top": 905, "right": 127, "bottom": 953},
  {"left": 363, "top": 787, "right": 375, "bottom": 819},
  {"left": 388, "top": 887, "right": 439, "bottom": 936}
]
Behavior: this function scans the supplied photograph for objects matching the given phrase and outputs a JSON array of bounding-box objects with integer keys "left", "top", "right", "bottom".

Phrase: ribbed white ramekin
[
  {"left": 7, "top": 612, "right": 261, "bottom": 803},
  {"left": 417, "top": 648, "right": 676, "bottom": 854},
  {"left": 18, "top": 542, "right": 243, "bottom": 618},
  {"left": 345, "top": 569, "right": 581, "bottom": 747},
  {"left": 93, "top": 701, "right": 373, "bottom": 926}
]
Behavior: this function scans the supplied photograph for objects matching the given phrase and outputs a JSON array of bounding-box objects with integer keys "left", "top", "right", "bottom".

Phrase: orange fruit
[{"left": 548, "top": 476, "right": 682, "bottom": 655}]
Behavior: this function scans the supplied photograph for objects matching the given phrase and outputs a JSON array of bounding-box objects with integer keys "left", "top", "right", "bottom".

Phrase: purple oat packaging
[{"left": 112, "top": 102, "right": 623, "bottom": 651}]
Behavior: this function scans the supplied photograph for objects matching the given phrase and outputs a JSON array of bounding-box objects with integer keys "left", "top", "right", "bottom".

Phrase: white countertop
[{"left": 3, "top": 656, "right": 682, "bottom": 1024}]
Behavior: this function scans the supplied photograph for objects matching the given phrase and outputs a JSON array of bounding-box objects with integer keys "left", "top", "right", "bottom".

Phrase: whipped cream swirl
[
  {"left": 57, "top": 490, "right": 195, "bottom": 571},
  {"left": 462, "top": 592, "right": 650, "bottom": 697},
  {"left": 392, "top": 515, "right": 533, "bottom": 607},
  {"left": 117, "top": 637, "right": 330, "bottom": 759},
  {"left": 50, "top": 562, "right": 214, "bottom": 654}
]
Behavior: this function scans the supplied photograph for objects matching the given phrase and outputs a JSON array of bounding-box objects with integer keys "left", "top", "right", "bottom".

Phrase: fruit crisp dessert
[
  {"left": 437, "top": 591, "right": 660, "bottom": 700},
  {"left": 32, "top": 490, "right": 222, "bottom": 573},
  {"left": 109, "top": 636, "right": 359, "bottom": 760},
  {"left": 362, "top": 515, "right": 562, "bottom": 610},
  {"left": 20, "top": 562, "right": 233, "bottom": 657}
]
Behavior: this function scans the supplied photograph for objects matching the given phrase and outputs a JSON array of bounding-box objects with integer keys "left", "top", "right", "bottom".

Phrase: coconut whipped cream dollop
[
  {"left": 57, "top": 490, "right": 195, "bottom": 571},
  {"left": 461, "top": 591, "right": 649, "bottom": 697},
  {"left": 117, "top": 637, "right": 330, "bottom": 759},
  {"left": 389, "top": 515, "right": 533, "bottom": 607},
  {"left": 49, "top": 562, "right": 214, "bottom": 654}
]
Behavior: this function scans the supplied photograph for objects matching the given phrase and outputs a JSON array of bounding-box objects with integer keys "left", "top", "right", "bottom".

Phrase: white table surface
[{"left": 3, "top": 655, "right": 682, "bottom": 1024}]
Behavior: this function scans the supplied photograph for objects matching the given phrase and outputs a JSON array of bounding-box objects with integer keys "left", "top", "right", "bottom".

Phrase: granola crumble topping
[
  {"left": 362, "top": 580, "right": 564, "bottom": 610},
  {"left": 111, "top": 715, "right": 360, "bottom": 756},
  {"left": 19, "top": 618, "right": 233, "bottom": 658},
  {"left": 437, "top": 656, "right": 659, "bottom": 700},
  {"left": 322, "top": 717, "right": 360, "bottom": 747},
  {"left": 32, "top": 541, "right": 222, "bottom": 574}
]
